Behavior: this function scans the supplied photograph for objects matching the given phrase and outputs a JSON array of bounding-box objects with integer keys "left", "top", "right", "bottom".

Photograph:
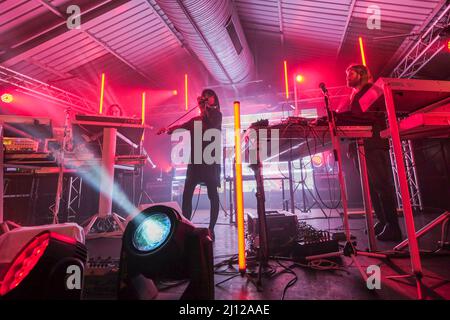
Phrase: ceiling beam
[
  {"left": 382, "top": 0, "right": 448, "bottom": 76},
  {"left": 336, "top": 0, "right": 357, "bottom": 58},
  {"left": 31, "top": 0, "right": 161, "bottom": 87},
  {"left": 276, "top": 0, "right": 285, "bottom": 50},
  {"left": 0, "top": 0, "right": 131, "bottom": 64}
]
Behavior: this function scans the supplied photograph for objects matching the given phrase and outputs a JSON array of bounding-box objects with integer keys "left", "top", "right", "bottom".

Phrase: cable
[
  {"left": 276, "top": 260, "right": 298, "bottom": 300},
  {"left": 306, "top": 126, "right": 341, "bottom": 210},
  {"left": 190, "top": 185, "right": 202, "bottom": 221}
]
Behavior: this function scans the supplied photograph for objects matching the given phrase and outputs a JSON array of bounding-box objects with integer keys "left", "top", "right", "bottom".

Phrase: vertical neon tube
[
  {"left": 358, "top": 37, "right": 367, "bottom": 67},
  {"left": 99, "top": 73, "right": 105, "bottom": 114},
  {"left": 184, "top": 74, "right": 188, "bottom": 111},
  {"left": 293, "top": 75, "right": 298, "bottom": 116},
  {"left": 283, "top": 60, "right": 289, "bottom": 99},
  {"left": 141, "top": 92, "right": 146, "bottom": 141},
  {"left": 233, "top": 101, "right": 246, "bottom": 273}
]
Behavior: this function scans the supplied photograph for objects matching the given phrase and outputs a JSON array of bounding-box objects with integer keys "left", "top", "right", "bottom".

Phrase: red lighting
[
  {"left": 1, "top": 93, "right": 13, "bottom": 103},
  {"left": 0, "top": 233, "right": 50, "bottom": 296},
  {"left": 172, "top": 90, "right": 178, "bottom": 96},
  {"left": 295, "top": 74, "right": 304, "bottom": 83}
]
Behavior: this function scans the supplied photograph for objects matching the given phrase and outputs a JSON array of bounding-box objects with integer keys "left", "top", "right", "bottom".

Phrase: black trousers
[
  {"left": 363, "top": 147, "right": 399, "bottom": 225},
  {"left": 351, "top": 142, "right": 399, "bottom": 226},
  {"left": 182, "top": 174, "right": 220, "bottom": 230}
]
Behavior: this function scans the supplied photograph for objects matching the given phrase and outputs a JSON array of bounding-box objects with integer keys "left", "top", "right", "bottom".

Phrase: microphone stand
[{"left": 305, "top": 84, "right": 387, "bottom": 284}]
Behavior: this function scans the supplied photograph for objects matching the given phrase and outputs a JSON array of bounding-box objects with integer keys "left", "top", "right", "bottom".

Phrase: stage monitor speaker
[{"left": 247, "top": 210, "right": 298, "bottom": 255}]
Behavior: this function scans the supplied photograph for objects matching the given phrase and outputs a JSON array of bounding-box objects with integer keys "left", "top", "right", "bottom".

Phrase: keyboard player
[{"left": 338, "top": 64, "right": 402, "bottom": 241}]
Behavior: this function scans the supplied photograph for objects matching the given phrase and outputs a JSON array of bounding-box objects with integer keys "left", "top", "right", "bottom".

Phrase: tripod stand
[
  {"left": 136, "top": 144, "right": 154, "bottom": 206},
  {"left": 246, "top": 152, "right": 270, "bottom": 291}
]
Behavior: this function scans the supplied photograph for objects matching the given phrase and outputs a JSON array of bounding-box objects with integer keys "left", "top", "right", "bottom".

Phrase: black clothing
[
  {"left": 178, "top": 108, "right": 222, "bottom": 187},
  {"left": 177, "top": 108, "right": 222, "bottom": 230},
  {"left": 339, "top": 83, "right": 399, "bottom": 227},
  {"left": 336, "top": 83, "right": 388, "bottom": 151}
]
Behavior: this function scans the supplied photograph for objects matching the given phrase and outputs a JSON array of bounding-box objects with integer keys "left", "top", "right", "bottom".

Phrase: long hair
[
  {"left": 346, "top": 64, "right": 373, "bottom": 84},
  {"left": 106, "top": 104, "right": 123, "bottom": 116},
  {"left": 201, "top": 89, "right": 220, "bottom": 109}
]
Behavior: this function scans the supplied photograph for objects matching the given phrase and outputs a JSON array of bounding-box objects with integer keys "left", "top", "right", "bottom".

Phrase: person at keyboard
[
  {"left": 106, "top": 104, "right": 124, "bottom": 117},
  {"left": 343, "top": 64, "right": 402, "bottom": 241}
]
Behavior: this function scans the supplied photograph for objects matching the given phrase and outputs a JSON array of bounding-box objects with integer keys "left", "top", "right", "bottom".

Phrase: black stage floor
[{"left": 84, "top": 208, "right": 450, "bottom": 300}]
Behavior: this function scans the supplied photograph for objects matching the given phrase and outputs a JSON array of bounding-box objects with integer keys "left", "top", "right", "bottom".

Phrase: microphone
[{"left": 319, "top": 82, "right": 328, "bottom": 95}]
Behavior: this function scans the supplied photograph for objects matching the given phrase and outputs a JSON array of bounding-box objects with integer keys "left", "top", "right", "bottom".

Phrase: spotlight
[
  {"left": 118, "top": 204, "right": 214, "bottom": 300},
  {"left": 1, "top": 93, "right": 13, "bottom": 103},
  {"left": 295, "top": 74, "right": 304, "bottom": 83},
  {"left": 172, "top": 90, "right": 178, "bottom": 96},
  {"left": 311, "top": 154, "right": 323, "bottom": 168},
  {"left": 0, "top": 231, "right": 87, "bottom": 300}
]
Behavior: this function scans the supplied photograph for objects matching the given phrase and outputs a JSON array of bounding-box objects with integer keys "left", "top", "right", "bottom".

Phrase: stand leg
[
  {"left": 384, "top": 84, "right": 422, "bottom": 279},
  {"left": 357, "top": 139, "right": 377, "bottom": 252},
  {"left": 99, "top": 127, "right": 117, "bottom": 218},
  {"left": 83, "top": 127, "right": 126, "bottom": 239},
  {"left": 288, "top": 160, "right": 295, "bottom": 214},
  {"left": 394, "top": 211, "right": 450, "bottom": 251}
]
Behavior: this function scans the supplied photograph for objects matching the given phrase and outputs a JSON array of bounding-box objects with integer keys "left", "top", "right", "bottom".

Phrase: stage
[{"left": 82, "top": 208, "right": 450, "bottom": 300}]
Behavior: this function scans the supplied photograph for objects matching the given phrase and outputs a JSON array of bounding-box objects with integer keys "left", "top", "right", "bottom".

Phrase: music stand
[{"left": 72, "top": 116, "right": 144, "bottom": 238}]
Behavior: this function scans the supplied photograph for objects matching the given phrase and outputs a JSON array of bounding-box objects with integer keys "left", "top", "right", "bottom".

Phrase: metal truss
[
  {"left": 387, "top": 5, "right": 450, "bottom": 211},
  {"left": 390, "top": 4, "right": 450, "bottom": 79},
  {"left": 0, "top": 65, "right": 96, "bottom": 113},
  {"left": 389, "top": 138, "right": 423, "bottom": 211},
  {"left": 66, "top": 176, "right": 83, "bottom": 222},
  {"left": 48, "top": 175, "right": 83, "bottom": 223}
]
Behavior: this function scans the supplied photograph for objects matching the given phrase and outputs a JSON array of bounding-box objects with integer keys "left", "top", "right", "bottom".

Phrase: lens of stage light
[
  {"left": 0, "top": 233, "right": 50, "bottom": 296},
  {"left": 132, "top": 213, "right": 172, "bottom": 252},
  {"left": 1, "top": 93, "right": 13, "bottom": 103},
  {"left": 296, "top": 74, "right": 304, "bottom": 83},
  {"left": 312, "top": 154, "right": 323, "bottom": 167}
]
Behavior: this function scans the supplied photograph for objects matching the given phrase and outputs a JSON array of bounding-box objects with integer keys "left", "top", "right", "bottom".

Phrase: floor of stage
[{"left": 83, "top": 208, "right": 450, "bottom": 300}]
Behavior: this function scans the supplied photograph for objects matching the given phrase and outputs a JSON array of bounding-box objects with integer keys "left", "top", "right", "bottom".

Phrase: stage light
[
  {"left": 311, "top": 154, "right": 323, "bottom": 168},
  {"left": 283, "top": 60, "right": 289, "bottom": 99},
  {"left": 184, "top": 74, "right": 188, "bottom": 111},
  {"left": 118, "top": 204, "right": 214, "bottom": 300},
  {"left": 447, "top": 39, "right": 450, "bottom": 52},
  {"left": 132, "top": 213, "right": 171, "bottom": 252},
  {"left": 173, "top": 90, "right": 178, "bottom": 96},
  {"left": 0, "top": 231, "right": 87, "bottom": 300},
  {"left": 233, "top": 101, "right": 246, "bottom": 273},
  {"left": 1, "top": 93, "right": 13, "bottom": 103},
  {"left": 358, "top": 36, "right": 367, "bottom": 67},
  {"left": 295, "top": 74, "right": 304, "bottom": 83},
  {"left": 99, "top": 73, "right": 105, "bottom": 114}
]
